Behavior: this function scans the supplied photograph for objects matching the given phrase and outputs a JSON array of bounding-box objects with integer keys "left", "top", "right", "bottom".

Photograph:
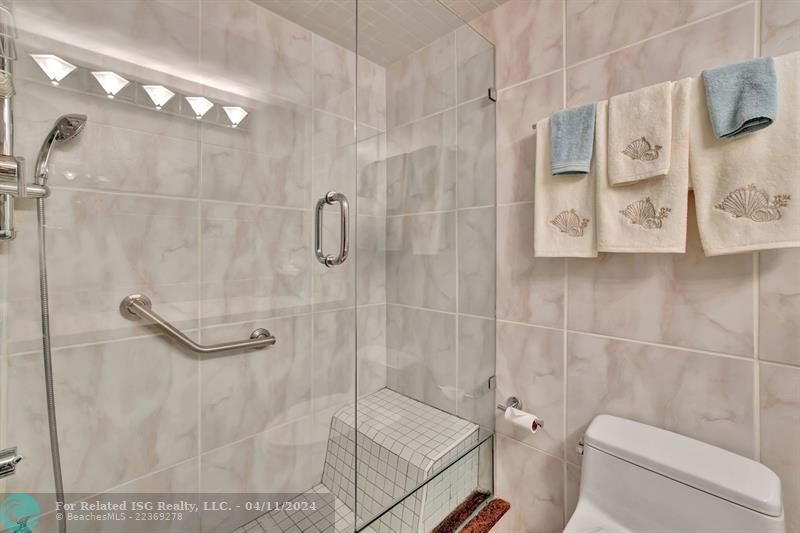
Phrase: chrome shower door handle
[{"left": 314, "top": 191, "right": 349, "bottom": 268}]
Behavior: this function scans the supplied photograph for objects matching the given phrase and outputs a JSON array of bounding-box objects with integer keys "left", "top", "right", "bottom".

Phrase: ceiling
[{"left": 253, "top": 0, "right": 505, "bottom": 66}]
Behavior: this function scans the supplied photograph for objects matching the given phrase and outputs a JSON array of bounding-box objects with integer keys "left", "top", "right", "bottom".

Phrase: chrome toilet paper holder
[
  {"left": 497, "top": 396, "right": 522, "bottom": 412},
  {"left": 496, "top": 396, "right": 544, "bottom": 428}
]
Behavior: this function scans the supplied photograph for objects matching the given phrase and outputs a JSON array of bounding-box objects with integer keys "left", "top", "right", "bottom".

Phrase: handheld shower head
[{"left": 34, "top": 113, "right": 87, "bottom": 184}]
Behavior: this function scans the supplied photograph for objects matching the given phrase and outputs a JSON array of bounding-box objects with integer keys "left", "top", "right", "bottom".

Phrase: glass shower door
[{"left": 0, "top": 1, "right": 359, "bottom": 532}]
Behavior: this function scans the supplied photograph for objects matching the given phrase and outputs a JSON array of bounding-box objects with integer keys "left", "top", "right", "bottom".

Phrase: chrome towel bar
[{"left": 119, "top": 294, "right": 276, "bottom": 354}]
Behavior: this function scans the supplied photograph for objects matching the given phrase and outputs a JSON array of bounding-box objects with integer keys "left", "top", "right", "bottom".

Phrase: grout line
[
  {"left": 495, "top": 67, "right": 563, "bottom": 94},
  {"left": 387, "top": 92, "right": 487, "bottom": 132},
  {"left": 386, "top": 205, "right": 494, "bottom": 218},
  {"left": 388, "top": 302, "right": 492, "bottom": 321},
  {"left": 759, "top": 359, "right": 800, "bottom": 371},
  {"left": 754, "top": 0, "right": 763, "bottom": 58},
  {"left": 565, "top": 1, "right": 754, "bottom": 70},
  {"left": 753, "top": 1, "right": 762, "bottom": 464},
  {"left": 196, "top": 3, "right": 205, "bottom": 486},
  {"left": 454, "top": 27, "right": 461, "bottom": 418},
  {"left": 496, "top": 200, "right": 534, "bottom": 208}
]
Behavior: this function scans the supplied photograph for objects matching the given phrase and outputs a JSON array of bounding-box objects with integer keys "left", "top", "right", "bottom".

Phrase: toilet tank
[{"left": 570, "top": 415, "right": 785, "bottom": 533}]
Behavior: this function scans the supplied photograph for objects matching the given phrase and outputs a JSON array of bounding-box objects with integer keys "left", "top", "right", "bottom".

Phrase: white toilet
[{"left": 565, "top": 415, "right": 785, "bottom": 533}]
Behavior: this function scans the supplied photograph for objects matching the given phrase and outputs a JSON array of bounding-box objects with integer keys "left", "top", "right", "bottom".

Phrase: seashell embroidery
[
  {"left": 620, "top": 197, "right": 671, "bottom": 229},
  {"left": 714, "top": 184, "right": 790, "bottom": 222},
  {"left": 550, "top": 209, "right": 590, "bottom": 237},
  {"left": 622, "top": 137, "right": 662, "bottom": 161}
]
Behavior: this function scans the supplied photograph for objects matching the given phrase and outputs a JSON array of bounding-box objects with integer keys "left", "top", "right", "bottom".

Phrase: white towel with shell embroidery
[
  {"left": 608, "top": 81, "right": 673, "bottom": 185},
  {"left": 597, "top": 79, "right": 691, "bottom": 253},
  {"left": 534, "top": 117, "right": 597, "bottom": 257},
  {"left": 690, "top": 51, "right": 800, "bottom": 256}
]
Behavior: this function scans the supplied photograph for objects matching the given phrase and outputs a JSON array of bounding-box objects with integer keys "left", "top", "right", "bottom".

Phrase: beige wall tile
[
  {"left": 760, "top": 249, "right": 800, "bottom": 366},
  {"left": 567, "top": 4, "right": 755, "bottom": 106},
  {"left": 568, "top": 208, "right": 754, "bottom": 356},
  {"left": 496, "top": 322, "right": 564, "bottom": 456},
  {"left": 761, "top": 0, "right": 800, "bottom": 57},
  {"left": 760, "top": 363, "right": 800, "bottom": 533},
  {"left": 565, "top": 0, "right": 745, "bottom": 65},
  {"left": 566, "top": 333, "right": 755, "bottom": 464},
  {"left": 497, "top": 203, "right": 565, "bottom": 327},
  {"left": 473, "top": 0, "right": 563, "bottom": 90},
  {"left": 494, "top": 434, "right": 565, "bottom": 533},
  {"left": 496, "top": 72, "right": 562, "bottom": 204}
]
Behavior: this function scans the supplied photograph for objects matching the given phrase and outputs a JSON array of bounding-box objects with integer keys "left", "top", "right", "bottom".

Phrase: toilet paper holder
[{"left": 496, "top": 396, "right": 545, "bottom": 428}]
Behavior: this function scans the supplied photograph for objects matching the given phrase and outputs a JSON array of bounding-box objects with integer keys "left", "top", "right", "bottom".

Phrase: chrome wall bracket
[
  {"left": 119, "top": 294, "right": 276, "bottom": 354},
  {"left": 0, "top": 446, "right": 22, "bottom": 478},
  {"left": 488, "top": 87, "right": 497, "bottom": 102}
]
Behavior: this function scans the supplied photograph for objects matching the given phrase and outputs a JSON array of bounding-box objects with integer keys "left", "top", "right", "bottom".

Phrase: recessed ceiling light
[
  {"left": 142, "top": 85, "right": 175, "bottom": 110},
  {"left": 222, "top": 106, "right": 248, "bottom": 128},
  {"left": 31, "top": 54, "right": 76, "bottom": 85},
  {"left": 185, "top": 96, "right": 213, "bottom": 119},
  {"left": 91, "top": 71, "right": 129, "bottom": 99}
]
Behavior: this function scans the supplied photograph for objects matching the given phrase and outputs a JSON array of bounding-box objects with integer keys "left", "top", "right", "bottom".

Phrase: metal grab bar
[
  {"left": 314, "top": 191, "right": 349, "bottom": 267},
  {"left": 119, "top": 294, "right": 276, "bottom": 354}
]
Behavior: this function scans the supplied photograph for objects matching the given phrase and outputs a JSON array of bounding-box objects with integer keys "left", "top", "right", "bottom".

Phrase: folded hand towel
[
  {"left": 534, "top": 117, "right": 597, "bottom": 258},
  {"left": 549, "top": 103, "right": 596, "bottom": 175},
  {"left": 690, "top": 52, "right": 799, "bottom": 256},
  {"left": 597, "top": 79, "right": 691, "bottom": 253},
  {"left": 608, "top": 82, "right": 672, "bottom": 185},
  {"left": 701, "top": 56, "right": 777, "bottom": 139}
]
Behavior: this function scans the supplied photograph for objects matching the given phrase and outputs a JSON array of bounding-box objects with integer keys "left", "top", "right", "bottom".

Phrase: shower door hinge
[
  {"left": 487, "top": 376, "right": 496, "bottom": 390},
  {"left": 488, "top": 88, "right": 497, "bottom": 102}
]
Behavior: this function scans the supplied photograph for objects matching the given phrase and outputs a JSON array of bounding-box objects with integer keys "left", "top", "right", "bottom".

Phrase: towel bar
[{"left": 119, "top": 294, "right": 276, "bottom": 354}]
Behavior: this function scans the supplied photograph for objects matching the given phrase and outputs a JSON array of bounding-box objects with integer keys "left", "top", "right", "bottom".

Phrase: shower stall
[{"left": 0, "top": 0, "right": 496, "bottom": 531}]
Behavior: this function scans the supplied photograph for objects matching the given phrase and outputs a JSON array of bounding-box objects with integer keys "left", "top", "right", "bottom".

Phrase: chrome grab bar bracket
[
  {"left": 314, "top": 191, "right": 349, "bottom": 268},
  {"left": 119, "top": 293, "right": 276, "bottom": 354}
]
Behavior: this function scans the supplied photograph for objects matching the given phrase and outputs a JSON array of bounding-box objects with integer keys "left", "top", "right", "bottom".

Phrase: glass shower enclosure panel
[
  {"left": 354, "top": 2, "right": 497, "bottom": 531},
  {"left": 0, "top": 0, "right": 358, "bottom": 532}
]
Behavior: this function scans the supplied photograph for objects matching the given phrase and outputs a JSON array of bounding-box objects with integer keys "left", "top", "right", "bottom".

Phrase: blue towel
[
  {"left": 701, "top": 57, "right": 777, "bottom": 139},
  {"left": 549, "top": 103, "right": 596, "bottom": 175}
]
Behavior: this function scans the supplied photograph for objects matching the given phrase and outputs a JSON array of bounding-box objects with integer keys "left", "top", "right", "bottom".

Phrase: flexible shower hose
[{"left": 36, "top": 197, "right": 67, "bottom": 533}]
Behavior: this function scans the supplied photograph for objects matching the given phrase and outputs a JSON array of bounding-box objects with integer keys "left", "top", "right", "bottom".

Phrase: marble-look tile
[
  {"left": 200, "top": 417, "right": 318, "bottom": 531},
  {"left": 565, "top": 0, "right": 745, "bottom": 65},
  {"left": 386, "top": 32, "right": 455, "bottom": 129},
  {"left": 496, "top": 203, "right": 565, "bottom": 327},
  {"left": 472, "top": 0, "right": 562, "bottom": 90},
  {"left": 566, "top": 333, "right": 754, "bottom": 464},
  {"left": 458, "top": 316, "right": 496, "bottom": 428},
  {"left": 200, "top": 315, "right": 311, "bottom": 451},
  {"left": 312, "top": 309, "right": 356, "bottom": 411},
  {"left": 358, "top": 56, "right": 387, "bottom": 130},
  {"left": 16, "top": 0, "right": 200, "bottom": 80},
  {"left": 358, "top": 304, "right": 388, "bottom": 397},
  {"left": 201, "top": 0, "right": 312, "bottom": 105},
  {"left": 568, "top": 209, "right": 754, "bottom": 356},
  {"left": 386, "top": 212, "right": 456, "bottom": 312},
  {"left": 761, "top": 249, "right": 800, "bottom": 367},
  {"left": 761, "top": 0, "right": 800, "bottom": 57},
  {"left": 459, "top": 207, "right": 495, "bottom": 318},
  {"left": 457, "top": 97, "right": 495, "bottom": 208},
  {"left": 14, "top": 119, "right": 199, "bottom": 197},
  {"left": 456, "top": 24, "right": 495, "bottom": 104},
  {"left": 313, "top": 35, "right": 356, "bottom": 118},
  {"left": 494, "top": 435, "right": 565, "bottom": 533},
  {"left": 7, "top": 191, "right": 198, "bottom": 353},
  {"left": 760, "top": 363, "right": 800, "bottom": 533},
  {"left": 5, "top": 335, "right": 198, "bottom": 495},
  {"left": 201, "top": 102, "right": 311, "bottom": 207},
  {"left": 200, "top": 202, "right": 310, "bottom": 325},
  {"left": 386, "top": 110, "right": 457, "bottom": 215},
  {"left": 566, "top": 463, "right": 581, "bottom": 522},
  {"left": 567, "top": 4, "right": 755, "bottom": 106},
  {"left": 357, "top": 214, "right": 386, "bottom": 306},
  {"left": 387, "top": 305, "right": 457, "bottom": 414},
  {"left": 496, "top": 322, "right": 564, "bottom": 456},
  {"left": 357, "top": 130, "right": 387, "bottom": 217},
  {"left": 496, "top": 72, "right": 562, "bottom": 204}
]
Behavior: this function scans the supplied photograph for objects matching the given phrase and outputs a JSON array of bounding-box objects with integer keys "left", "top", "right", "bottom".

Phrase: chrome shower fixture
[{"left": 33, "top": 113, "right": 87, "bottom": 184}]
